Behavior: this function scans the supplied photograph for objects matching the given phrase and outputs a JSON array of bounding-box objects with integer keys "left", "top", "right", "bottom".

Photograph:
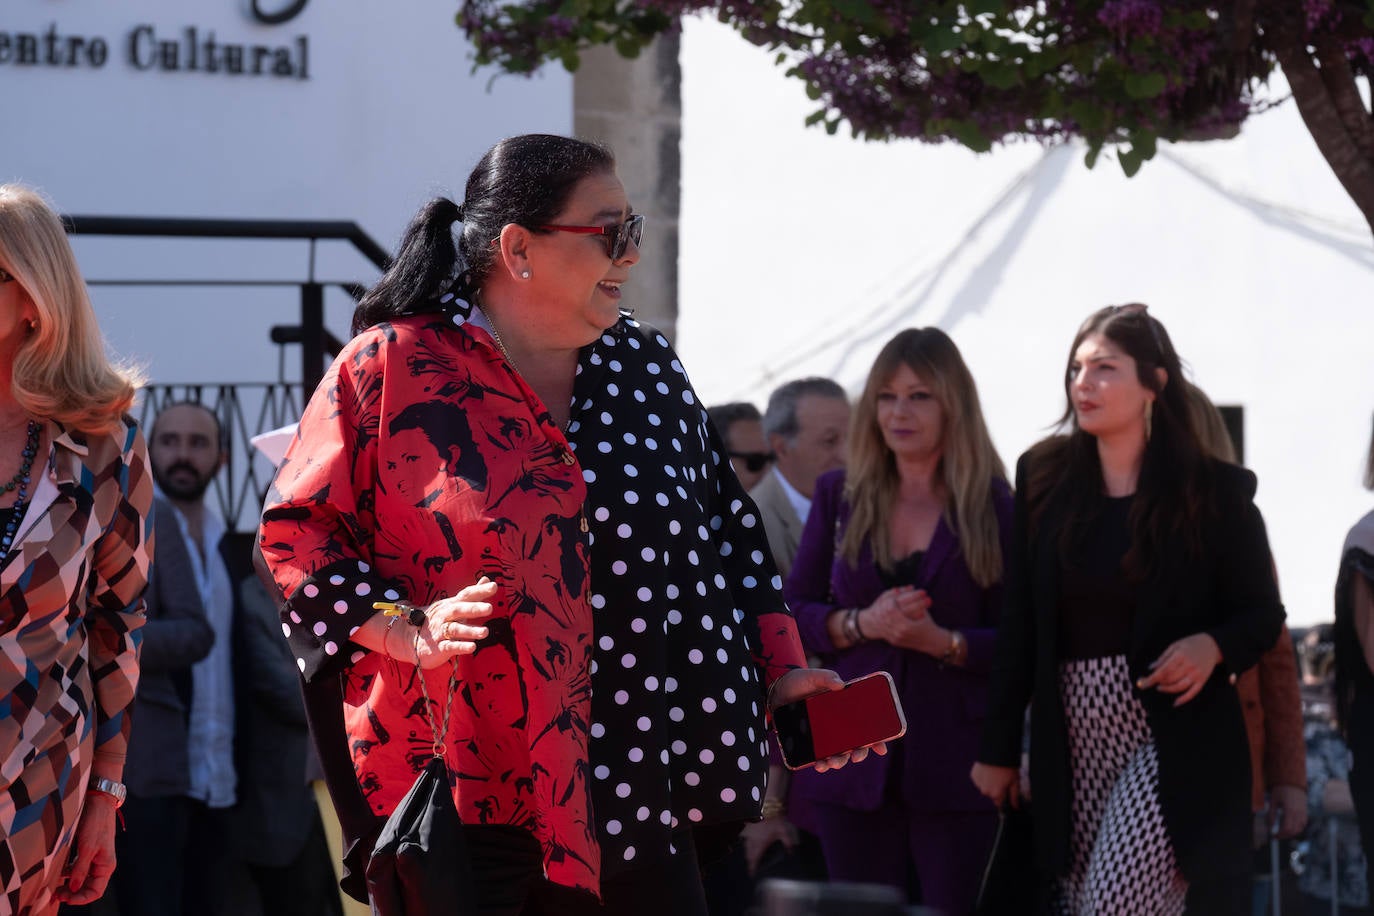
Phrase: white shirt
[
  {"left": 168, "top": 499, "right": 238, "bottom": 808},
  {"left": 774, "top": 469, "right": 812, "bottom": 527}
]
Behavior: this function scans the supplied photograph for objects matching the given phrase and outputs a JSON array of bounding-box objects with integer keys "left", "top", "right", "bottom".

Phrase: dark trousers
[
  {"left": 183, "top": 801, "right": 237, "bottom": 916},
  {"left": 112, "top": 793, "right": 193, "bottom": 916},
  {"left": 1183, "top": 871, "right": 1253, "bottom": 916},
  {"left": 464, "top": 825, "right": 710, "bottom": 916},
  {"left": 1352, "top": 754, "right": 1374, "bottom": 909},
  {"left": 701, "top": 827, "right": 828, "bottom": 916},
  {"left": 245, "top": 810, "right": 343, "bottom": 916},
  {"left": 810, "top": 802, "right": 997, "bottom": 916}
]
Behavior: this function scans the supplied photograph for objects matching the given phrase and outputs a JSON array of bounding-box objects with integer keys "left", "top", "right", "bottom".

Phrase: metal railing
[
  {"left": 64, "top": 214, "right": 392, "bottom": 530},
  {"left": 136, "top": 382, "right": 306, "bottom": 532},
  {"left": 65, "top": 214, "right": 390, "bottom": 396}
]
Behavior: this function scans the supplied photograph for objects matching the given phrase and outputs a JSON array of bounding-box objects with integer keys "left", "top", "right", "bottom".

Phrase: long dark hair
[
  {"left": 352, "top": 134, "right": 615, "bottom": 335},
  {"left": 1334, "top": 415, "right": 1374, "bottom": 737},
  {"left": 1025, "top": 304, "right": 1209, "bottom": 581}
]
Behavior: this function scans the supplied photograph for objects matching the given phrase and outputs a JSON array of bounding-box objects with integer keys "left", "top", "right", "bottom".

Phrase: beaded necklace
[
  {"left": 0, "top": 419, "right": 41, "bottom": 566},
  {"left": 475, "top": 307, "right": 578, "bottom": 435},
  {"left": 476, "top": 305, "right": 519, "bottom": 373}
]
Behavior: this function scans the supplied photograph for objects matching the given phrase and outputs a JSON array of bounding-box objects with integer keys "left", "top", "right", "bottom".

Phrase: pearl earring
[{"left": 520, "top": 270, "right": 531, "bottom": 280}]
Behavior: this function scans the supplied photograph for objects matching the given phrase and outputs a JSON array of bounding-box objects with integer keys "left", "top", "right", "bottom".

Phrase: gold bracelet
[
  {"left": 760, "top": 797, "right": 787, "bottom": 820},
  {"left": 765, "top": 673, "right": 792, "bottom": 714},
  {"left": 940, "top": 629, "right": 965, "bottom": 666}
]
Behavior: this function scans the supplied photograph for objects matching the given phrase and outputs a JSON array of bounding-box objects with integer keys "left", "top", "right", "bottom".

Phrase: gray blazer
[
  {"left": 750, "top": 468, "right": 805, "bottom": 580},
  {"left": 124, "top": 497, "right": 215, "bottom": 798}
]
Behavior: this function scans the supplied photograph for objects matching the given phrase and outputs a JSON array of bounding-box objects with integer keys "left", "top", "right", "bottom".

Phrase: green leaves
[
  {"left": 924, "top": 25, "right": 963, "bottom": 55},
  {"left": 830, "top": 0, "right": 882, "bottom": 30},
  {"left": 948, "top": 119, "right": 993, "bottom": 152},
  {"left": 1084, "top": 141, "right": 1103, "bottom": 170},
  {"left": 1124, "top": 71, "right": 1167, "bottom": 99},
  {"left": 1115, "top": 130, "right": 1157, "bottom": 176},
  {"left": 452, "top": 0, "right": 1362, "bottom": 193}
]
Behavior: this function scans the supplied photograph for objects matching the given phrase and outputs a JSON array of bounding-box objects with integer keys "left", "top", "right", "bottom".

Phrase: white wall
[
  {"left": 5, "top": 0, "right": 572, "bottom": 384},
  {"left": 679, "top": 16, "right": 1374, "bottom": 626}
]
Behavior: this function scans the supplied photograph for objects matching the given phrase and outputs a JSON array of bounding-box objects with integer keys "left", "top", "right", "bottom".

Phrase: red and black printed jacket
[{"left": 261, "top": 303, "right": 804, "bottom": 893}]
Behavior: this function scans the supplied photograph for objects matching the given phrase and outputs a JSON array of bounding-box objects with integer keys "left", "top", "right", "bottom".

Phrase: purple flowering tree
[{"left": 457, "top": 0, "right": 1374, "bottom": 235}]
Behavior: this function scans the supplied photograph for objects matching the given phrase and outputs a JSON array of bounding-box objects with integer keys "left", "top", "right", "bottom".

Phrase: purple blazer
[{"left": 784, "top": 469, "right": 1013, "bottom": 814}]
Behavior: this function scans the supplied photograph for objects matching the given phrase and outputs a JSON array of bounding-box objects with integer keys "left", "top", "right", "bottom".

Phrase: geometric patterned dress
[
  {"left": 0, "top": 419, "right": 151, "bottom": 915},
  {"left": 1055, "top": 655, "right": 1188, "bottom": 915},
  {"left": 1053, "top": 496, "right": 1187, "bottom": 915}
]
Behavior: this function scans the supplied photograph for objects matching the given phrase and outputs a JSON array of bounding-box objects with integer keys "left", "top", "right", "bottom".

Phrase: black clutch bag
[
  {"left": 365, "top": 663, "right": 477, "bottom": 916},
  {"left": 974, "top": 804, "right": 1037, "bottom": 916}
]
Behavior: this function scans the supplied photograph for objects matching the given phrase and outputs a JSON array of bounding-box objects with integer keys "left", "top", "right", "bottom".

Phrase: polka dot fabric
[
  {"left": 567, "top": 315, "right": 806, "bottom": 875},
  {"left": 262, "top": 301, "right": 807, "bottom": 889},
  {"left": 262, "top": 315, "right": 598, "bottom": 893}
]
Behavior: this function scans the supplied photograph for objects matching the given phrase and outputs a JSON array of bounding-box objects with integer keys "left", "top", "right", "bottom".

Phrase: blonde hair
[
  {"left": 842, "top": 328, "right": 1008, "bottom": 588},
  {"left": 0, "top": 184, "right": 143, "bottom": 434}
]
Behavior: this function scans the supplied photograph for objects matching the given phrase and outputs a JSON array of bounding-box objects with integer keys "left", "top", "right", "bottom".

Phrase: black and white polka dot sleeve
[{"left": 260, "top": 328, "right": 407, "bottom": 682}]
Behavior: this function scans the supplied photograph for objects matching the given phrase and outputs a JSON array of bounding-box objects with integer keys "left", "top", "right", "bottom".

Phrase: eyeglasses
[
  {"left": 728, "top": 451, "right": 774, "bottom": 473},
  {"left": 538, "top": 214, "right": 644, "bottom": 261}
]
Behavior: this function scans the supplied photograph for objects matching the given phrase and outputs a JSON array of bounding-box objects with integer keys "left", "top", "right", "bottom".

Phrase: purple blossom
[
  {"left": 1096, "top": 0, "right": 1162, "bottom": 37},
  {"left": 1303, "top": 0, "right": 1335, "bottom": 32}
]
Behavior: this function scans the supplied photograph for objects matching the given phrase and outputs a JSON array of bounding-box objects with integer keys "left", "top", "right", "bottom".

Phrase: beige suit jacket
[{"left": 749, "top": 469, "right": 805, "bottom": 581}]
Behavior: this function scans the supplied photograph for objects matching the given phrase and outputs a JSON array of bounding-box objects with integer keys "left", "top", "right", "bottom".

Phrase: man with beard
[{"left": 144, "top": 401, "right": 240, "bottom": 915}]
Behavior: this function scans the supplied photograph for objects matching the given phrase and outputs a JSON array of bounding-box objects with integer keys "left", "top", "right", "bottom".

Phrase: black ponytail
[
  {"left": 352, "top": 197, "right": 463, "bottom": 335},
  {"left": 351, "top": 134, "right": 616, "bottom": 336}
]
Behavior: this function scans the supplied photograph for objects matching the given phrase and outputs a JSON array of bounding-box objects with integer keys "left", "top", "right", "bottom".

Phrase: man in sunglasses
[
  {"left": 708, "top": 379, "right": 849, "bottom": 910},
  {"left": 707, "top": 402, "right": 772, "bottom": 493},
  {"left": 752, "top": 377, "right": 851, "bottom": 580}
]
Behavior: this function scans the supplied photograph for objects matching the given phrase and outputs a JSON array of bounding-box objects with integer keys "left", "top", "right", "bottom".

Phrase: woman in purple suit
[{"left": 784, "top": 327, "right": 1012, "bottom": 914}]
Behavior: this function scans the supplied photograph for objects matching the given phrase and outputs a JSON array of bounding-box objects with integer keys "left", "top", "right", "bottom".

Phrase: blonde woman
[
  {"left": 784, "top": 327, "right": 1011, "bottom": 913},
  {"left": 0, "top": 184, "right": 152, "bottom": 914}
]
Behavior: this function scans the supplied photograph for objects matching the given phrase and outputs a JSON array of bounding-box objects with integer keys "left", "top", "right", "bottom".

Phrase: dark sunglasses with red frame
[{"left": 538, "top": 214, "right": 644, "bottom": 261}]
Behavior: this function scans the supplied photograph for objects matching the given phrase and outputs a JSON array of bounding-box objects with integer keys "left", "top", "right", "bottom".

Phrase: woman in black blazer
[{"left": 971, "top": 304, "right": 1285, "bottom": 915}]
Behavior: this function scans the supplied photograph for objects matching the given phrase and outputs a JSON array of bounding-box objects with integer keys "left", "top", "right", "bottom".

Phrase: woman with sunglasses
[
  {"left": 971, "top": 305, "right": 1286, "bottom": 914},
  {"left": 783, "top": 327, "right": 1012, "bottom": 914},
  {"left": 0, "top": 184, "right": 152, "bottom": 914},
  {"left": 260, "top": 134, "right": 864, "bottom": 916}
]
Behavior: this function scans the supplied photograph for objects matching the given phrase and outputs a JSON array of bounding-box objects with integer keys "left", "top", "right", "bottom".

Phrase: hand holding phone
[{"left": 772, "top": 671, "right": 906, "bottom": 770}]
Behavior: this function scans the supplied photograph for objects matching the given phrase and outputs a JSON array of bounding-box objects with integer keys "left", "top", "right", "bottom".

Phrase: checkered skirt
[{"left": 1053, "top": 655, "right": 1188, "bottom": 916}]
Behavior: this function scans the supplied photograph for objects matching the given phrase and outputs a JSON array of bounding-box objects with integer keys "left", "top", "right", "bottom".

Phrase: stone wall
[{"left": 573, "top": 33, "right": 681, "bottom": 339}]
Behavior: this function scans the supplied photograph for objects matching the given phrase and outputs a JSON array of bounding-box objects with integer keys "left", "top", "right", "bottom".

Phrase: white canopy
[{"left": 678, "top": 17, "right": 1374, "bottom": 627}]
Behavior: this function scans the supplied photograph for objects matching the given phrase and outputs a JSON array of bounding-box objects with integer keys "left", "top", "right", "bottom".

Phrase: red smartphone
[{"left": 772, "top": 671, "right": 906, "bottom": 770}]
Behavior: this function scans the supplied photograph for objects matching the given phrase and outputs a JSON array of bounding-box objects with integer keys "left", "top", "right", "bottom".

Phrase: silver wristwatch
[{"left": 88, "top": 777, "right": 127, "bottom": 807}]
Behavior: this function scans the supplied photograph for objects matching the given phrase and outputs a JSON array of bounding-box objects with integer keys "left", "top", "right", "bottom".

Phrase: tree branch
[
  {"left": 1274, "top": 40, "right": 1374, "bottom": 235},
  {"left": 1314, "top": 37, "right": 1374, "bottom": 159}
]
